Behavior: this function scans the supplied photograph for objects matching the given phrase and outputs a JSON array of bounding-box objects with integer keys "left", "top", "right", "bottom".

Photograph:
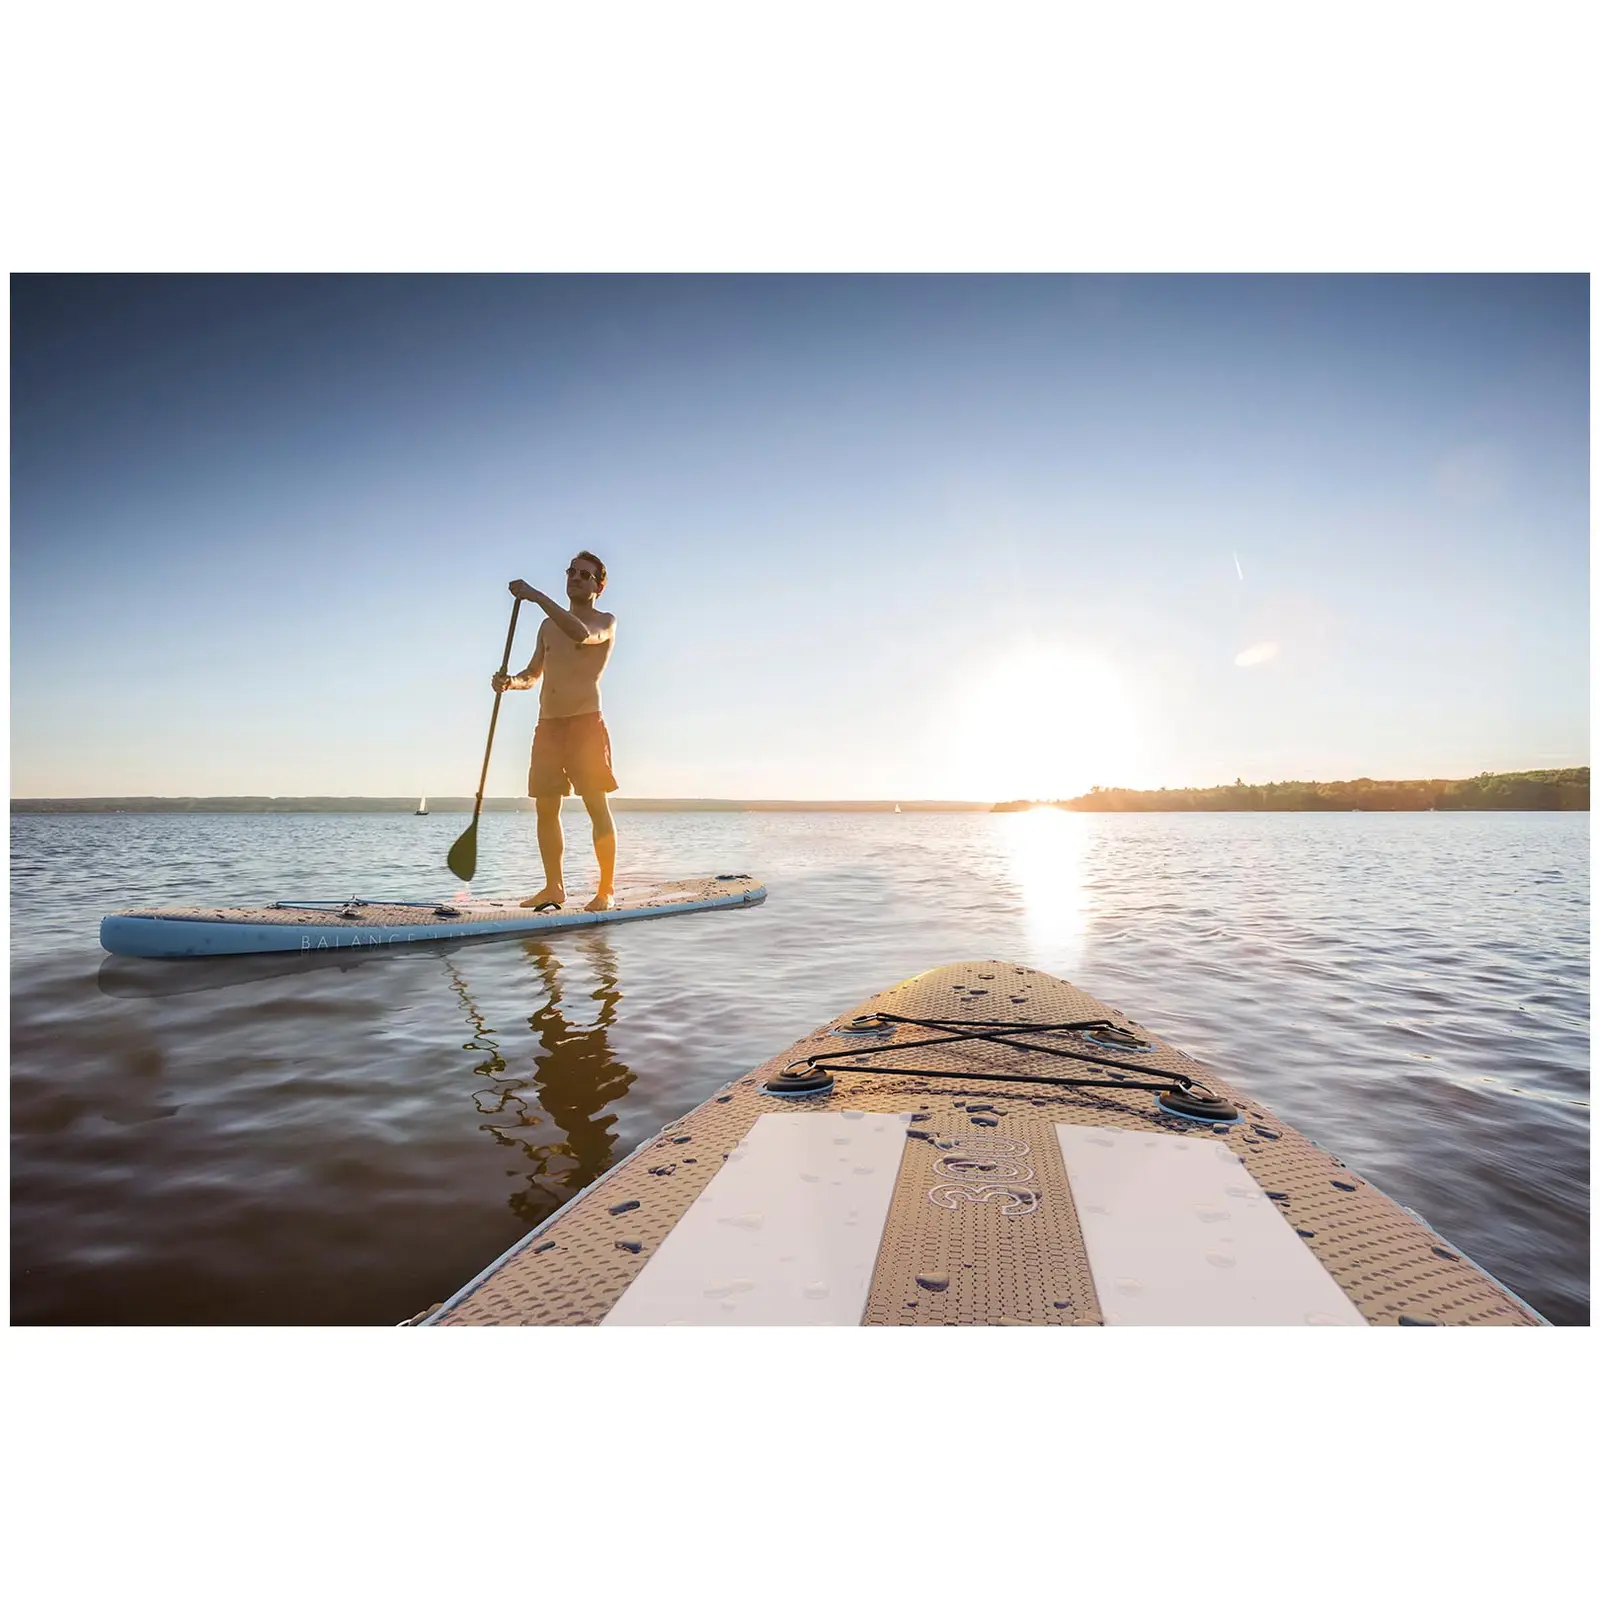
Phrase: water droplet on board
[
  {"left": 799, "top": 1172, "right": 819, "bottom": 1183},
  {"left": 914, "top": 1273, "right": 950, "bottom": 1292},
  {"left": 910, "top": 1112, "right": 931, "bottom": 1123},
  {"left": 1332, "top": 1180, "right": 1356, "bottom": 1192},
  {"left": 616, "top": 1240, "right": 643, "bottom": 1254},
  {"left": 1304, "top": 1311, "right": 1343, "bottom": 1326},
  {"left": 1086, "top": 1203, "right": 1109, "bottom": 1215},
  {"left": 1115, "top": 1278, "right": 1143, "bottom": 1297},
  {"left": 803, "top": 1283, "right": 830, "bottom": 1300},
  {"left": 1206, "top": 1252, "right": 1237, "bottom": 1269},
  {"left": 1088, "top": 1135, "right": 1114, "bottom": 1147},
  {"left": 717, "top": 1213, "right": 765, "bottom": 1231},
  {"left": 715, "top": 1095, "right": 733, "bottom": 1104},
  {"left": 609, "top": 1200, "right": 640, "bottom": 1215},
  {"left": 1195, "top": 1208, "right": 1230, "bottom": 1223},
  {"left": 1052, "top": 1301, "right": 1072, "bottom": 1311},
  {"left": 852, "top": 1166, "right": 875, "bottom": 1176},
  {"left": 971, "top": 1117, "right": 999, "bottom": 1128},
  {"left": 703, "top": 1281, "right": 745, "bottom": 1300},
  {"left": 842, "top": 1109, "right": 864, "bottom": 1121},
  {"left": 832, "top": 1137, "right": 851, "bottom": 1146},
  {"left": 533, "top": 1241, "right": 556, "bottom": 1254},
  {"left": 1225, "top": 1185, "right": 1251, "bottom": 1198}
]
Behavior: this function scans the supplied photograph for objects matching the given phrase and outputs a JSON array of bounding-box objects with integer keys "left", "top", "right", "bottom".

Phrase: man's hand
[
  {"left": 491, "top": 671, "right": 528, "bottom": 692},
  {"left": 509, "top": 579, "right": 546, "bottom": 605}
]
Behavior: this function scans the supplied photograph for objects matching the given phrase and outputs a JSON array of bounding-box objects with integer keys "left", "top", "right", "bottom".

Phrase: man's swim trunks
[{"left": 528, "top": 712, "right": 619, "bottom": 798}]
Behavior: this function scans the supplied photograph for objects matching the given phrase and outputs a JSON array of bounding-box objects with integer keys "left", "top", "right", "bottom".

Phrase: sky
[{"left": 8, "top": 273, "right": 1590, "bottom": 802}]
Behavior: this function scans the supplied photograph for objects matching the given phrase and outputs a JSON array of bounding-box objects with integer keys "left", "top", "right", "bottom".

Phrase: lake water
[{"left": 8, "top": 808, "right": 1590, "bottom": 1325}]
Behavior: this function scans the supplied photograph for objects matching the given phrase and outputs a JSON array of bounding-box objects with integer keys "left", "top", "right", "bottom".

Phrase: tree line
[{"left": 993, "top": 768, "right": 1589, "bottom": 812}]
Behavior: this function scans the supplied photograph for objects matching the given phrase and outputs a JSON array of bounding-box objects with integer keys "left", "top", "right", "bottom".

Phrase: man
[{"left": 490, "top": 551, "right": 618, "bottom": 911}]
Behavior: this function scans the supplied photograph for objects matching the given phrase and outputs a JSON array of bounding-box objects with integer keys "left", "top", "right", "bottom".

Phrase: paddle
[{"left": 447, "top": 595, "right": 523, "bottom": 881}]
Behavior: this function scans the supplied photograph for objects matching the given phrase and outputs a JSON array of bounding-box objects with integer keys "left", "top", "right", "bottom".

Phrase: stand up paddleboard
[
  {"left": 100, "top": 874, "right": 765, "bottom": 959},
  {"left": 417, "top": 960, "right": 1545, "bottom": 1327}
]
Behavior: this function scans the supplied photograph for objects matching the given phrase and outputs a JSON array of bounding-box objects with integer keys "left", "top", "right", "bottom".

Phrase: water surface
[{"left": 9, "top": 809, "right": 1589, "bottom": 1324}]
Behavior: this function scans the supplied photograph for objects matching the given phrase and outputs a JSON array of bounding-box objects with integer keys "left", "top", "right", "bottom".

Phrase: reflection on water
[
  {"left": 999, "top": 808, "right": 1093, "bottom": 971},
  {"left": 446, "top": 933, "right": 635, "bottom": 1228}
]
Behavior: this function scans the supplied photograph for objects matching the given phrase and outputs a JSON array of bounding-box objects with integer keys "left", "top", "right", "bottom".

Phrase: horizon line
[
  {"left": 10, "top": 764, "right": 1590, "bottom": 806},
  {"left": 11, "top": 765, "right": 1588, "bottom": 812}
]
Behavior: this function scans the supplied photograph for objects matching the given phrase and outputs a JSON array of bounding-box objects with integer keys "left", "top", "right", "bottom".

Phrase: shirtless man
[{"left": 490, "top": 552, "right": 618, "bottom": 912}]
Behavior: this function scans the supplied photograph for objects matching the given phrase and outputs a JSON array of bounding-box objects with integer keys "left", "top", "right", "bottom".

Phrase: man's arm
[
  {"left": 509, "top": 580, "right": 614, "bottom": 644},
  {"left": 492, "top": 627, "right": 546, "bottom": 691}
]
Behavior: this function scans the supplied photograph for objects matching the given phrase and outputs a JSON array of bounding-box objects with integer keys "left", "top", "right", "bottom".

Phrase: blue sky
[{"left": 9, "top": 274, "right": 1589, "bottom": 800}]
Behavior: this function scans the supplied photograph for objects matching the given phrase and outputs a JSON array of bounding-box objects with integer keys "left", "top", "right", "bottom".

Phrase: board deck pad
[
  {"left": 602, "top": 1112, "right": 912, "bottom": 1325},
  {"left": 100, "top": 874, "right": 765, "bottom": 958},
  {"left": 422, "top": 962, "right": 1544, "bottom": 1327}
]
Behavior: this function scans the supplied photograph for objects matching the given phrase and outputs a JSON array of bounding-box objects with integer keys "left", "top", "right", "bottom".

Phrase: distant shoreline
[
  {"left": 8, "top": 797, "right": 989, "bottom": 814},
  {"left": 993, "top": 767, "right": 1590, "bottom": 813},
  {"left": 11, "top": 769, "right": 1590, "bottom": 814}
]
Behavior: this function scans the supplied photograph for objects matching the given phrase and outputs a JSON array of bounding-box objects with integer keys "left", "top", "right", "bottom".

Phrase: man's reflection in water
[{"left": 446, "top": 932, "right": 634, "bottom": 1226}]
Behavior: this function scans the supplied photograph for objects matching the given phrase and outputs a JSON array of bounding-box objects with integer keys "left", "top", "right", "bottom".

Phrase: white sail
[{"left": 416, "top": 796, "right": 428, "bottom": 815}]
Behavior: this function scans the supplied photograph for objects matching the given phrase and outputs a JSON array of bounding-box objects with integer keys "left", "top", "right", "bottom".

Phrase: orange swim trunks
[{"left": 528, "top": 712, "right": 619, "bottom": 798}]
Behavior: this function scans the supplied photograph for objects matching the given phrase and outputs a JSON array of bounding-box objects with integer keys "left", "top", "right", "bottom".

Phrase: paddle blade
[{"left": 446, "top": 820, "right": 479, "bottom": 882}]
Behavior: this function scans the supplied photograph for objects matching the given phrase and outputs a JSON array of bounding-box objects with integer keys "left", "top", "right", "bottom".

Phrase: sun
[{"left": 937, "top": 644, "right": 1145, "bottom": 802}]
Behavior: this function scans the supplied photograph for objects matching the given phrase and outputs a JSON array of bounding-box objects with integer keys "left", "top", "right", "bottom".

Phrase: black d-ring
[
  {"left": 763, "top": 1062, "right": 836, "bottom": 1098},
  {"left": 835, "top": 1015, "right": 894, "bottom": 1035},
  {"left": 1158, "top": 1086, "right": 1240, "bottom": 1123}
]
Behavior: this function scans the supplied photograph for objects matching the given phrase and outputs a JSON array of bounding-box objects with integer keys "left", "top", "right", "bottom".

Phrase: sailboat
[
  {"left": 416, "top": 796, "right": 428, "bottom": 816},
  {"left": 894, "top": 803, "right": 902, "bottom": 814}
]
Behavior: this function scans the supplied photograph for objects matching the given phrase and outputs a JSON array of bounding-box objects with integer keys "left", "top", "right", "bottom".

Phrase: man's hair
[{"left": 572, "top": 549, "right": 607, "bottom": 587}]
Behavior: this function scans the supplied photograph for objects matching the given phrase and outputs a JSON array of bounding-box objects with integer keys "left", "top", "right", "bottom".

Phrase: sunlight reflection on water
[{"left": 999, "top": 808, "right": 1093, "bottom": 973}]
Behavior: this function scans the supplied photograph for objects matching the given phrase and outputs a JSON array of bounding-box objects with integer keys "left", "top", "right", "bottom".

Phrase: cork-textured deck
[{"left": 422, "top": 961, "right": 1545, "bottom": 1327}]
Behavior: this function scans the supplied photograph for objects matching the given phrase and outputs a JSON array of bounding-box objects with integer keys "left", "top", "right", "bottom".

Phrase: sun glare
[
  {"left": 937, "top": 645, "right": 1145, "bottom": 802},
  {"left": 1001, "top": 805, "right": 1094, "bottom": 972}
]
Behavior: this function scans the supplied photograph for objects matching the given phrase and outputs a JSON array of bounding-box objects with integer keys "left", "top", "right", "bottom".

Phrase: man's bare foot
[
  {"left": 585, "top": 890, "right": 616, "bottom": 912},
  {"left": 520, "top": 886, "right": 565, "bottom": 909}
]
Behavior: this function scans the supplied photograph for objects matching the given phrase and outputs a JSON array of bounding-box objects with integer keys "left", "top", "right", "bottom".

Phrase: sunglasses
[{"left": 566, "top": 567, "right": 599, "bottom": 582}]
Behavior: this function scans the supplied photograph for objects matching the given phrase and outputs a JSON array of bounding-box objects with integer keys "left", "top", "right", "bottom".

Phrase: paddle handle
[{"left": 471, "top": 596, "right": 523, "bottom": 819}]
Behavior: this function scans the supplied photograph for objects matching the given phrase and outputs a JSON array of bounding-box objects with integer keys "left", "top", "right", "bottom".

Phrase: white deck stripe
[
  {"left": 1055, "top": 1125, "right": 1366, "bottom": 1326},
  {"left": 602, "top": 1111, "right": 911, "bottom": 1326}
]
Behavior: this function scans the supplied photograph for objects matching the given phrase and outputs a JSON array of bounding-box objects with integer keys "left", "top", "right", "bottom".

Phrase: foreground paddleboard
[
  {"left": 100, "top": 874, "right": 765, "bottom": 959},
  {"left": 418, "top": 960, "right": 1544, "bottom": 1326}
]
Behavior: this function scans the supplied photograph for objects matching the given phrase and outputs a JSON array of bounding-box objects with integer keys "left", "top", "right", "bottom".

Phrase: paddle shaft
[{"left": 470, "top": 596, "right": 523, "bottom": 821}]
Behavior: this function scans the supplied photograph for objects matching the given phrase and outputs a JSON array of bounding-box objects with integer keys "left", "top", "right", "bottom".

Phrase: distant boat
[
  {"left": 894, "top": 803, "right": 902, "bottom": 814},
  {"left": 416, "top": 796, "right": 428, "bottom": 815}
]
